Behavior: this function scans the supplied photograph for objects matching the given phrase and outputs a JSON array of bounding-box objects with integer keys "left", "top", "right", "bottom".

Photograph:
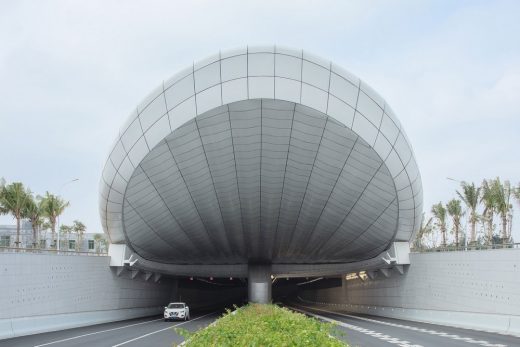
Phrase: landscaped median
[{"left": 174, "top": 304, "right": 348, "bottom": 346}]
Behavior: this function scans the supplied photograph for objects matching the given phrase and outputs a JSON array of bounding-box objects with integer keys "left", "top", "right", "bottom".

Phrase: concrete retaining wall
[
  {"left": 298, "top": 248, "right": 520, "bottom": 336},
  {"left": 0, "top": 253, "right": 174, "bottom": 340}
]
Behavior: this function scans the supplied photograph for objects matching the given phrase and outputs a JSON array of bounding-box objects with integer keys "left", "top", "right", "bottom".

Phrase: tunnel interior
[{"left": 174, "top": 274, "right": 342, "bottom": 311}]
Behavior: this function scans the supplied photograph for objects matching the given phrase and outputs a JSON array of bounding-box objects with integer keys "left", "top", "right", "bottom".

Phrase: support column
[{"left": 248, "top": 264, "right": 272, "bottom": 304}]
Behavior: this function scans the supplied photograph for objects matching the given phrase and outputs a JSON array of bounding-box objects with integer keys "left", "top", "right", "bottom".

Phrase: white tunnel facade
[{"left": 99, "top": 46, "right": 423, "bottom": 269}]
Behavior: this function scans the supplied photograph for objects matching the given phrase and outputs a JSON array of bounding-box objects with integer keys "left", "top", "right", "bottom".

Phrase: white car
[{"left": 164, "top": 302, "right": 190, "bottom": 321}]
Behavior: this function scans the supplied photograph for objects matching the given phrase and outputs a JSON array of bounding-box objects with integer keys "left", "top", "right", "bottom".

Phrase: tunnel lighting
[
  {"left": 359, "top": 271, "right": 368, "bottom": 281},
  {"left": 346, "top": 271, "right": 368, "bottom": 281},
  {"left": 346, "top": 273, "right": 358, "bottom": 280}
]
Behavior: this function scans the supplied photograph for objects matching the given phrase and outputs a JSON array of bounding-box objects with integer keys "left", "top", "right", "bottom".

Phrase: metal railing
[
  {"left": 411, "top": 243, "right": 520, "bottom": 253},
  {"left": 0, "top": 246, "right": 108, "bottom": 256}
]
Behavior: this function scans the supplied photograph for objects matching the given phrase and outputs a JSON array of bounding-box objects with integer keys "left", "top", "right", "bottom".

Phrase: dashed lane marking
[
  {"left": 290, "top": 306, "right": 423, "bottom": 347},
  {"left": 298, "top": 298, "right": 520, "bottom": 338},
  {"left": 293, "top": 304, "right": 508, "bottom": 347},
  {"left": 33, "top": 318, "right": 164, "bottom": 347},
  {"left": 111, "top": 311, "right": 217, "bottom": 347}
]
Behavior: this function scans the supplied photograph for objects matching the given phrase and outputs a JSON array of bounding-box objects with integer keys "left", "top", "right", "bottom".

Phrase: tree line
[
  {"left": 413, "top": 178, "right": 520, "bottom": 250},
  {"left": 0, "top": 178, "right": 104, "bottom": 251}
]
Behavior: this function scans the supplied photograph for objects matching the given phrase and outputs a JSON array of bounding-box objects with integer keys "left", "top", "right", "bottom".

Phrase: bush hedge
[{"left": 175, "top": 304, "right": 347, "bottom": 346}]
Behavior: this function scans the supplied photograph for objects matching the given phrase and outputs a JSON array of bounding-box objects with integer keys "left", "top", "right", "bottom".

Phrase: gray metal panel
[{"left": 99, "top": 46, "right": 423, "bottom": 268}]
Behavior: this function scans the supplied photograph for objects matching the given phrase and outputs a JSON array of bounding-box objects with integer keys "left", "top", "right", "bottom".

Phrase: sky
[{"left": 1, "top": 0, "right": 519, "bottom": 242}]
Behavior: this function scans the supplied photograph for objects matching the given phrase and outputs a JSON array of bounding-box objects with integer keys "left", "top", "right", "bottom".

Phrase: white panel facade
[{"left": 99, "top": 46, "right": 423, "bottom": 268}]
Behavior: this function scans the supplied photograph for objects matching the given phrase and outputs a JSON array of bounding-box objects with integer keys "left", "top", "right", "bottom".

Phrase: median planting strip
[{"left": 173, "top": 304, "right": 347, "bottom": 346}]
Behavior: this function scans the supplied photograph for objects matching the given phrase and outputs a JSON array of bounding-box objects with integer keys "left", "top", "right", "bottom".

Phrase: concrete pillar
[{"left": 248, "top": 264, "right": 272, "bottom": 304}]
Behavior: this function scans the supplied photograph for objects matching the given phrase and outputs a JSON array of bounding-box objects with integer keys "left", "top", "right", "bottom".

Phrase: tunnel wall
[
  {"left": 0, "top": 252, "right": 175, "bottom": 340},
  {"left": 297, "top": 248, "right": 520, "bottom": 336}
]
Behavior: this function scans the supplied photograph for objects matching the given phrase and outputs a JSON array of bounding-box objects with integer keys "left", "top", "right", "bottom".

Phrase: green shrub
[{"left": 175, "top": 304, "right": 347, "bottom": 347}]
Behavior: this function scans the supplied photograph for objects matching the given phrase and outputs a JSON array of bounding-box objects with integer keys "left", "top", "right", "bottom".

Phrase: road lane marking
[
  {"left": 289, "top": 306, "right": 423, "bottom": 347},
  {"left": 299, "top": 298, "right": 520, "bottom": 338},
  {"left": 34, "top": 317, "right": 164, "bottom": 347},
  {"left": 111, "top": 312, "right": 217, "bottom": 347},
  {"left": 293, "top": 304, "right": 508, "bottom": 347}
]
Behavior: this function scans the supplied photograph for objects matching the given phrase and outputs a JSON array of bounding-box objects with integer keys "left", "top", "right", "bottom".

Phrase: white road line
[
  {"left": 111, "top": 312, "right": 217, "bottom": 347},
  {"left": 298, "top": 298, "right": 520, "bottom": 338},
  {"left": 290, "top": 306, "right": 424, "bottom": 347},
  {"left": 293, "top": 304, "right": 508, "bottom": 347},
  {"left": 33, "top": 318, "right": 164, "bottom": 347}
]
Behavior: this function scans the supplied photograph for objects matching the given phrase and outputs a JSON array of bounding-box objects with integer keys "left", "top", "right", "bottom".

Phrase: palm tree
[
  {"left": 412, "top": 213, "right": 433, "bottom": 250},
  {"left": 0, "top": 179, "right": 8, "bottom": 245},
  {"left": 494, "top": 178, "right": 513, "bottom": 243},
  {"left": 59, "top": 224, "right": 73, "bottom": 249},
  {"left": 457, "top": 182, "right": 481, "bottom": 245},
  {"left": 0, "top": 182, "right": 31, "bottom": 248},
  {"left": 24, "top": 194, "right": 45, "bottom": 248},
  {"left": 447, "top": 199, "right": 463, "bottom": 247},
  {"left": 93, "top": 233, "right": 106, "bottom": 254},
  {"left": 480, "top": 179, "right": 498, "bottom": 244},
  {"left": 431, "top": 202, "right": 448, "bottom": 247},
  {"left": 0, "top": 178, "right": 7, "bottom": 215},
  {"left": 40, "top": 221, "right": 52, "bottom": 248},
  {"left": 513, "top": 184, "right": 520, "bottom": 205},
  {"left": 41, "top": 192, "right": 70, "bottom": 249},
  {"left": 72, "top": 220, "right": 86, "bottom": 251}
]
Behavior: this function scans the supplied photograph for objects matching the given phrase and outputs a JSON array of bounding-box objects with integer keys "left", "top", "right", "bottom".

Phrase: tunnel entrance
[
  {"left": 101, "top": 47, "right": 422, "bottom": 305},
  {"left": 175, "top": 274, "right": 341, "bottom": 308}
]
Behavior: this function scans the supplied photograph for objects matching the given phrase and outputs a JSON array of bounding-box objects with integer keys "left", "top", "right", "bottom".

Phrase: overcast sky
[{"left": 1, "top": 0, "right": 519, "bottom": 241}]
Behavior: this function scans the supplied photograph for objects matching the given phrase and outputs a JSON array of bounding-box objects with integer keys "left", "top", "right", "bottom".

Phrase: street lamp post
[{"left": 56, "top": 178, "right": 79, "bottom": 252}]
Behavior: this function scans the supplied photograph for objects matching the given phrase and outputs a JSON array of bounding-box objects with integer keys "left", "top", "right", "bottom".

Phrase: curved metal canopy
[{"left": 99, "top": 46, "right": 422, "bottom": 267}]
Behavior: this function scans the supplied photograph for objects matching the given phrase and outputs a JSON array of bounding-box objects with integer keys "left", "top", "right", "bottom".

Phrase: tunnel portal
[{"left": 100, "top": 46, "right": 422, "bottom": 303}]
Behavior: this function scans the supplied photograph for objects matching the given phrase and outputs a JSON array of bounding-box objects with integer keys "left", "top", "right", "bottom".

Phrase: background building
[{"left": 0, "top": 221, "right": 107, "bottom": 253}]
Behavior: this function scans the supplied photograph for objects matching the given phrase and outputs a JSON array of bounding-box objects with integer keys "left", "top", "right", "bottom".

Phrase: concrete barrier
[
  {"left": 0, "top": 307, "right": 163, "bottom": 340},
  {"left": 298, "top": 248, "right": 520, "bottom": 336},
  {"left": 0, "top": 253, "right": 175, "bottom": 340}
]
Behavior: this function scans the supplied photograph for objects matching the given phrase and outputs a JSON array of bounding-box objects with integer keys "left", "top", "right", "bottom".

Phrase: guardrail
[
  {"left": 0, "top": 246, "right": 108, "bottom": 256},
  {"left": 411, "top": 243, "right": 520, "bottom": 253}
]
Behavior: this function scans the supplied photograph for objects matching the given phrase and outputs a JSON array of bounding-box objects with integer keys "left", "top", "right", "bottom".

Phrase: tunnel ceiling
[{"left": 100, "top": 46, "right": 423, "bottom": 266}]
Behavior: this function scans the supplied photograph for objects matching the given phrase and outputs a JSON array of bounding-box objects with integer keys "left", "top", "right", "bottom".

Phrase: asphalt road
[
  {"left": 290, "top": 304, "right": 518, "bottom": 347},
  {"left": 2, "top": 305, "right": 518, "bottom": 347},
  {"left": 0, "top": 310, "right": 221, "bottom": 347}
]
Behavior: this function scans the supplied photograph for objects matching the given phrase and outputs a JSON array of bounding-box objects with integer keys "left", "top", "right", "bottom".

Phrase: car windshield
[{"left": 167, "top": 303, "right": 184, "bottom": 309}]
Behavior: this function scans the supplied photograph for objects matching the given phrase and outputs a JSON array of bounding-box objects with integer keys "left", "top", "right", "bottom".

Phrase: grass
[{"left": 174, "top": 304, "right": 347, "bottom": 347}]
